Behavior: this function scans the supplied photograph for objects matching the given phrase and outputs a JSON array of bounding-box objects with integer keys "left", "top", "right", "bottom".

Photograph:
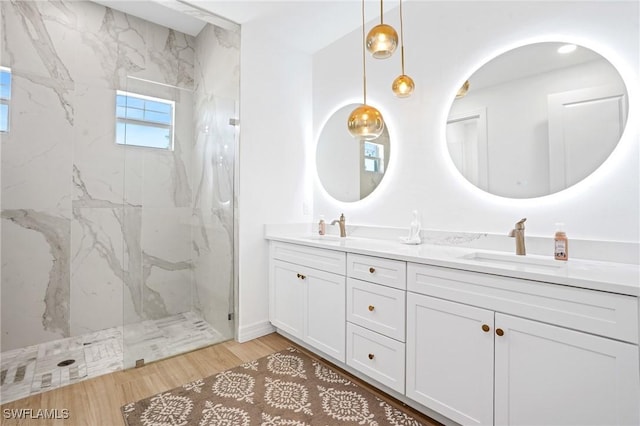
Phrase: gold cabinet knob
[
  {"left": 496, "top": 328, "right": 504, "bottom": 337},
  {"left": 368, "top": 305, "right": 375, "bottom": 311},
  {"left": 482, "top": 324, "right": 490, "bottom": 333},
  {"left": 369, "top": 267, "right": 375, "bottom": 274},
  {"left": 368, "top": 353, "right": 375, "bottom": 360}
]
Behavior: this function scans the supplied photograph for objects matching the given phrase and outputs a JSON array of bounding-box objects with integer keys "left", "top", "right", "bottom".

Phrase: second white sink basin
[{"left": 461, "top": 251, "right": 566, "bottom": 269}]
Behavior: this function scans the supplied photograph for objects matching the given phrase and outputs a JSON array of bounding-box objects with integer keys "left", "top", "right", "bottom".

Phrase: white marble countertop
[{"left": 265, "top": 232, "right": 640, "bottom": 297}]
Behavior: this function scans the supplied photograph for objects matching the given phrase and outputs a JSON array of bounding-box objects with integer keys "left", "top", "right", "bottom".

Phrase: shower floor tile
[{"left": 0, "top": 312, "right": 226, "bottom": 404}]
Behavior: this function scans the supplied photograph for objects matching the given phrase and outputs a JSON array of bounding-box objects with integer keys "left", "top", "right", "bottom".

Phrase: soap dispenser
[
  {"left": 554, "top": 223, "right": 568, "bottom": 261},
  {"left": 318, "top": 215, "right": 326, "bottom": 236}
]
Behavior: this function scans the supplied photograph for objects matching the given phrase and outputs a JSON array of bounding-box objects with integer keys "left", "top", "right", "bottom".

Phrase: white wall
[
  {"left": 238, "top": 21, "right": 313, "bottom": 341},
  {"left": 312, "top": 1, "right": 639, "bottom": 243}
]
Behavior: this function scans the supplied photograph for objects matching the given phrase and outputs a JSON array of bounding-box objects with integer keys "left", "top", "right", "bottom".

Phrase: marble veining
[
  {"left": 171, "top": 135, "right": 193, "bottom": 208},
  {"left": 1, "top": 209, "right": 71, "bottom": 338},
  {"left": 148, "top": 29, "right": 195, "bottom": 89},
  {"left": 72, "top": 165, "right": 139, "bottom": 209},
  {"left": 213, "top": 25, "right": 240, "bottom": 50},
  {"left": 18, "top": 67, "right": 75, "bottom": 126},
  {"left": 5, "top": 1, "right": 75, "bottom": 124},
  {"left": 9, "top": 0, "right": 75, "bottom": 82},
  {"left": 74, "top": 165, "right": 194, "bottom": 321},
  {"left": 91, "top": 6, "right": 145, "bottom": 88},
  {"left": 421, "top": 231, "right": 489, "bottom": 246}
]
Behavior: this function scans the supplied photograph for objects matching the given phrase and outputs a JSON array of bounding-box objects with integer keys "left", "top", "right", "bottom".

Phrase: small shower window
[
  {"left": 0, "top": 67, "right": 11, "bottom": 133},
  {"left": 115, "top": 91, "right": 174, "bottom": 150}
]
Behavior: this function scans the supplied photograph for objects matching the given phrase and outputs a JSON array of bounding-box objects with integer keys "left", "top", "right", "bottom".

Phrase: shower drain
[{"left": 57, "top": 359, "right": 75, "bottom": 367}]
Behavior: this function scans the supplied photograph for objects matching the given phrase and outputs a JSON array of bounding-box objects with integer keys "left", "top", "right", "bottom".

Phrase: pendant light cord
[
  {"left": 362, "top": 0, "right": 367, "bottom": 104},
  {"left": 380, "top": 0, "right": 384, "bottom": 24},
  {"left": 399, "top": 0, "right": 405, "bottom": 75}
]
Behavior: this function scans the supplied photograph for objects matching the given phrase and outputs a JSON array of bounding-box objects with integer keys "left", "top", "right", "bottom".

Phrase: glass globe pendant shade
[
  {"left": 347, "top": 104, "right": 385, "bottom": 140},
  {"left": 366, "top": 24, "right": 398, "bottom": 59},
  {"left": 392, "top": 74, "right": 415, "bottom": 98}
]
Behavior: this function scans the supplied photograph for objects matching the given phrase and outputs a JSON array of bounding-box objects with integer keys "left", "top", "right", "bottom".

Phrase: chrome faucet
[
  {"left": 331, "top": 213, "right": 347, "bottom": 238},
  {"left": 509, "top": 218, "right": 527, "bottom": 255}
]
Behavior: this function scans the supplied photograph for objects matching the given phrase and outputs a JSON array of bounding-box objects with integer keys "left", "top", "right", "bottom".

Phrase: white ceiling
[{"left": 93, "top": 0, "right": 394, "bottom": 54}]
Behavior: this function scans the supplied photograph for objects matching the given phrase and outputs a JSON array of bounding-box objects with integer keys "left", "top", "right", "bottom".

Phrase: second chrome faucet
[
  {"left": 331, "top": 213, "right": 347, "bottom": 238},
  {"left": 509, "top": 218, "right": 527, "bottom": 255}
]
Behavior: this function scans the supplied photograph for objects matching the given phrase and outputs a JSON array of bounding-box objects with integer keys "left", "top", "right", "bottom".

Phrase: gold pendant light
[
  {"left": 366, "top": 0, "right": 398, "bottom": 59},
  {"left": 348, "top": 0, "right": 385, "bottom": 140},
  {"left": 391, "top": 0, "right": 414, "bottom": 97}
]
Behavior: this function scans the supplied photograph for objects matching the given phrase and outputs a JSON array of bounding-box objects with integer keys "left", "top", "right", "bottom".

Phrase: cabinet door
[
  {"left": 269, "top": 259, "right": 305, "bottom": 338},
  {"left": 495, "top": 313, "right": 640, "bottom": 426},
  {"left": 406, "top": 293, "right": 494, "bottom": 426},
  {"left": 304, "top": 268, "right": 346, "bottom": 362}
]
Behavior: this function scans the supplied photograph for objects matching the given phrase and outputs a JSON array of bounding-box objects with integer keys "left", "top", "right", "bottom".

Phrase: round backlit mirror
[
  {"left": 316, "top": 104, "right": 390, "bottom": 202},
  {"left": 446, "top": 42, "right": 628, "bottom": 199}
]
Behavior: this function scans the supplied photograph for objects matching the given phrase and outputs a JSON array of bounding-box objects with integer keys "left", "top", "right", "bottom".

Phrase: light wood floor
[{"left": 1, "top": 333, "right": 440, "bottom": 426}]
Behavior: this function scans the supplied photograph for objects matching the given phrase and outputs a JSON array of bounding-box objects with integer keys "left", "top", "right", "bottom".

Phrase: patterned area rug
[{"left": 121, "top": 347, "right": 425, "bottom": 425}]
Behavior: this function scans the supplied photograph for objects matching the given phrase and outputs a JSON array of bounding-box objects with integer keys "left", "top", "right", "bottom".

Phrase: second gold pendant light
[
  {"left": 366, "top": 0, "right": 398, "bottom": 59},
  {"left": 392, "top": 0, "right": 414, "bottom": 97}
]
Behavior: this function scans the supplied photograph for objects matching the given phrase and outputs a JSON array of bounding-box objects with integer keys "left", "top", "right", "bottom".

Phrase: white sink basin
[{"left": 461, "top": 251, "right": 566, "bottom": 269}]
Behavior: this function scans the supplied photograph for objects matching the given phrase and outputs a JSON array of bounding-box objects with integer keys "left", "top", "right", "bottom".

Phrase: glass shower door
[{"left": 121, "top": 73, "right": 238, "bottom": 369}]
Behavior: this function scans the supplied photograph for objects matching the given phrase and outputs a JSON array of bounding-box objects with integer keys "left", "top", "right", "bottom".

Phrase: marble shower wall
[{"left": 1, "top": 1, "right": 239, "bottom": 352}]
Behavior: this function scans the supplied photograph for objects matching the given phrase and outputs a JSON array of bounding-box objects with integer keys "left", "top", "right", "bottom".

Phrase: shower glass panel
[{"left": 120, "top": 21, "right": 239, "bottom": 368}]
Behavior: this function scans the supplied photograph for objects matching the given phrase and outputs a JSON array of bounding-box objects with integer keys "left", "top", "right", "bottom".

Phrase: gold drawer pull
[
  {"left": 296, "top": 273, "right": 306, "bottom": 280},
  {"left": 482, "top": 324, "right": 490, "bottom": 333},
  {"left": 368, "top": 353, "right": 375, "bottom": 360},
  {"left": 496, "top": 328, "right": 504, "bottom": 337},
  {"left": 368, "top": 305, "right": 375, "bottom": 312},
  {"left": 369, "top": 267, "right": 376, "bottom": 274}
]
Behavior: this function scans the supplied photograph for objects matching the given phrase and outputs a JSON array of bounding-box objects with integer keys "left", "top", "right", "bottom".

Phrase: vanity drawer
[
  {"left": 271, "top": 241, "right": 345, "bottom": 275},
  {"left": 347, "top": 253, "right": 406, "bottom": 290},
  {"left": 347, "top": 278, "right": 405, "bottom": 341},
  {"left": 346, "top": 322, "right": 405, "bottom": 393},
  {"left": 407, "top": 263, "right": 639, "bottom": 343}
]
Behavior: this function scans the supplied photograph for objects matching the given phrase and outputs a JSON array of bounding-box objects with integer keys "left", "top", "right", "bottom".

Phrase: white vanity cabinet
[
  {"left": 406, "top": 262, "right": 640, "bottom": 426},
  {"left": 267, "top": 236, "right": 640, "bottom": 426},
  {"left": 269, "top": 242, "right": 346, "bottom": 362}
]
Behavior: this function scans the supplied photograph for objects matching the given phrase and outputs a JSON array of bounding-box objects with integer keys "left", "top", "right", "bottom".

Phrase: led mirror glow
[{"left": 446, "top": 42, "right": 628, "bottom": 199}]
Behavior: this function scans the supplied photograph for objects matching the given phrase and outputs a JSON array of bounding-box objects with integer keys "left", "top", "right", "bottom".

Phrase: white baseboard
[{"left": 237, "top": 320, "right": 275, "bottom": 343}]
